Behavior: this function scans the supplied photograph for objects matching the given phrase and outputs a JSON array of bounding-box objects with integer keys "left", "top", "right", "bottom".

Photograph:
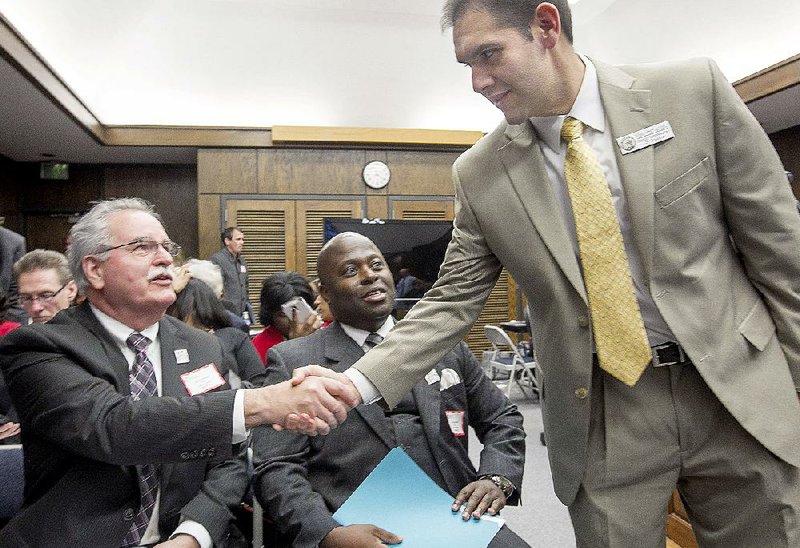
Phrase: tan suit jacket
[{"left": 354, "top": 57, "right": 800, "bottom": 505}]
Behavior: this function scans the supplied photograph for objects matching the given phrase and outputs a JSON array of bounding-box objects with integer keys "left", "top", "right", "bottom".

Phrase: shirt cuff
[
  {"left": 343, "top": 367, "right": 381, "bottom": 405},
  {"left": 232, "top": 389, "right": 249, "bottom": 444},
  {"left": 171, "top": 519, "right": 212, "bottom": 548}
]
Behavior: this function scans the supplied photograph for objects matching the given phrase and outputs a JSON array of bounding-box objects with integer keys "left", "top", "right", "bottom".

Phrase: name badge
[
  {"left": 181, "top": 363, "right": 225, "bottom": 396},
  {"left": 174, "top": 349, "right": 190, "bottom": 364},
  {"left": 445, "top": 410, "right": 465, "bottom": 437},
  {"left": 240, "top": 265, "right": 247, "bottom": 273},
  {"left": 616, "top": 121, "right": 674, "bottom": 155}
]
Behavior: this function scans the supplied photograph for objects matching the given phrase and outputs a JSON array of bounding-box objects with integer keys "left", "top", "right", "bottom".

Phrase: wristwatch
[{"left": 480, "top": 474, "right": 515, "bottom": 498}]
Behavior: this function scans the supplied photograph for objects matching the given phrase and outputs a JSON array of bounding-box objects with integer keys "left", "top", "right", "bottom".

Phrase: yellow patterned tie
[{"left": 561, "top": 116, "right": 651, "bottom": 386}]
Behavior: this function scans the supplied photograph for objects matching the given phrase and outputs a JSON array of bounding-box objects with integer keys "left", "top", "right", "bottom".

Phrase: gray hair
[
  {"left": 185, "top": 259, "right": 224, "bottom": 298},
  {"left": 67, "top": 197, "right": 162, "bottom": 292},
  {"left": 14, "top": 249, "right": 73, "bottom": 285}
]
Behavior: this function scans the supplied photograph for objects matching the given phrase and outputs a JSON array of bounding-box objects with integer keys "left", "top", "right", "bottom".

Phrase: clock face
[{"left": 363, "top": 160, "right": 390, "bottom": 189}]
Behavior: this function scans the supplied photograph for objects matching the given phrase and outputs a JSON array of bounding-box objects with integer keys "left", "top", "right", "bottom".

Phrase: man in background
[
  {"left": 0, "top": 224, "right": 26, "bottom": 322},
  {"left": 14, "top": 249, "right": 78, "bottom": 324},
  {"left": 210, "top": 227, "right": 254, "bottom": 326},
  {"left": 254, "top": 232, "right": 528, "bottom": 548},
  {"left": 0, "top": 198, "right": 358, "bottom": 547}
]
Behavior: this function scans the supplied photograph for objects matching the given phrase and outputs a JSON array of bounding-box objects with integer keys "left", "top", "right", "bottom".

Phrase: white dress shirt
[{"left": 528, "top": 55, "right": 675, "bottom": 346}]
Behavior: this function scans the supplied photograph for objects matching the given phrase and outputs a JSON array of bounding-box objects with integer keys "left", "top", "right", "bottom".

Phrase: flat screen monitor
[{"left": 322, "top": 218, "right": 453, "bottom": 300}]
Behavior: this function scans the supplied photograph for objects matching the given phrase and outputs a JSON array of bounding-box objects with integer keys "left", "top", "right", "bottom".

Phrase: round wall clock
[{"left": 362, "top": 160, "right": 391, "bottom": 189}]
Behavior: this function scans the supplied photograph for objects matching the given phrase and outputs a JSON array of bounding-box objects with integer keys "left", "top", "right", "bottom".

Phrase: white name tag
[
  {"left": 616, "top": 121, "right": 674, "bottom": 155},
  {"left": 240, "top": 265, "right": 247, "bottom": 273},
  {"left": 445, "top": 410, "right": 465, "bottom": 437},
  {"left": 181, "top": 363, "right": 225, "bottom": 396},
  {"left": 174, "top": 348, "right": 190, "bottom": 364}
]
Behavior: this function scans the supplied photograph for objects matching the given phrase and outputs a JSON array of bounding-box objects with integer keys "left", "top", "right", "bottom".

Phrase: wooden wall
[{"left": 0, "top": 161, "right": 196, "bottom": 256}]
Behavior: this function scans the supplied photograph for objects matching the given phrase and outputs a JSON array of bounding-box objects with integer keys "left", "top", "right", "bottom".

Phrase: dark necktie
[
  {"left": 363, "top": 332, "right": 384, "bottom": 352},
  {"left": 120, "top": 333, "right": 160, "bottom": 548}
]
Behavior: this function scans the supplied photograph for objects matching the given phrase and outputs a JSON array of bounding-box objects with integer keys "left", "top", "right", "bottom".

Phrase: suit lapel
[
  {"left": 158, "top": 319, "right": 190, "bottom": 399},
  {"left": 595, "top": 59, "right": 655, "bottom": 281},
  {"left": 324, "top": 324, "right": 396, "bottom": 448},
  {"left": 499, "top": 122, "right": 587, "bottom": 301},
  {"left": 72, "top": 303, "right": 131, "bottom": 393}
]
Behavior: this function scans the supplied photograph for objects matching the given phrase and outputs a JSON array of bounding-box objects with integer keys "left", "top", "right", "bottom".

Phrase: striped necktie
[
  {"left": 363, "top": 332, "right": 384, "bottom": 352},
  {"left": 120, "top": 333, "right": 160, "bottom": 548},
  {"left": 561, "top": 116, "right": 651, "bottom": 386}
]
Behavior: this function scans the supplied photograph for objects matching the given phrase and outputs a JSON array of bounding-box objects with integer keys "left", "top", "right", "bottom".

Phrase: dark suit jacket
[
  {"left": 252, "top": 322, "right": 525, "bottom": 548},
  {"left": 210, "top": 249, "right": 251, "bottom": 320},
  {"left": 0, "top": 226, "right": 26, "bottom": 323},
  {"left": 0, "top": 302, "right": 248, "bottom": 547}
]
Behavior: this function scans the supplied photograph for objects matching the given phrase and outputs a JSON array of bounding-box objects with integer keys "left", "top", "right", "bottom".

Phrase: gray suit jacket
[
  {"left": 352, "top": 58, "right": 800, "bottom": 505},
  {"left": 252, "top": 322, "right": 525, "bottom": 547},
  {"left": 0, "top": 302, "right": 248, "bottom": 547},
  {"left": 0, "top": 226, "right": 26, "bottom": 323}
]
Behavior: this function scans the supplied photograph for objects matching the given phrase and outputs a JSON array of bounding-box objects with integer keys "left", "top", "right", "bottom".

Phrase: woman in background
[
  {"left": 251, "top": 271, "right": 320, "bottom": 364},
  {"left": 168, "top": 278, "right": 264, "bottom": 387}
]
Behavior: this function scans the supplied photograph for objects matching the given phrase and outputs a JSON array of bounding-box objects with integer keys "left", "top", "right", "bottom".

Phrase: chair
[
  {"left": 0, "top": 444, "right": 24, "bottom": 521},
  {"left": 483, "top": 325, "right": 539, "bottom": 399}
]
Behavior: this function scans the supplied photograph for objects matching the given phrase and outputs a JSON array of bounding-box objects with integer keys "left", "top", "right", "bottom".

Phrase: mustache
[{"left": 147, "top": 266, "right": 174, "bottom": 282}]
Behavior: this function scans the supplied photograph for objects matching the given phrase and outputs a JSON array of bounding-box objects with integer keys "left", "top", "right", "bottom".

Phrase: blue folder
[{"left": 333, "top": 447, "right": 503, "bottom": 547}]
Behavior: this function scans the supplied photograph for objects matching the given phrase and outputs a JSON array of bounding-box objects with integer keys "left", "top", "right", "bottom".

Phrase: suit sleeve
[
  {"left": 353, "top": 169, "right": 504, "bottom": 407},
  {"left": 0, "top": 327, "right": 237, "bottom": 465},
  {"left": 709, "top": 59, "right": 800, "bottom": 390},
  {"left": 251, "top": 348, "right": 341, "bottom": 548},
  {"left": 455, "top": 343, "right": 526, "bottom": 504},
  {"left": 178, "top": 438, "right": 250, "bottom": 545}
]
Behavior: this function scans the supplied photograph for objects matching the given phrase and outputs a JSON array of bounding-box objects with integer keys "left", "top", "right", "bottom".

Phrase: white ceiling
[{"left": 0, "top": 0, "right": 798, "bottom": 163}]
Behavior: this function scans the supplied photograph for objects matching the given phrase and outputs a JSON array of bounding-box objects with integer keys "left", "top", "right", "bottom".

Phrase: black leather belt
[{"left": 651, "top": 342, "right": 687, "bottom": 367}]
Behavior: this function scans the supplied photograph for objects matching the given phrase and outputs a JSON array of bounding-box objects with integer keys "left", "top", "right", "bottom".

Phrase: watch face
[{"left": 363, "top": 160, "right": 390, "bottom": 189}]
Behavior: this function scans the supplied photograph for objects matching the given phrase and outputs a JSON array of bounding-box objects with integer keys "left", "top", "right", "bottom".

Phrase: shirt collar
[
  {"left": 90, "top": 303, "right": 160, "bottom": 347},
  {"left": 340, "top": 316, "right": 394, "bottom": 348},
  {"left": 529, "top": 54, "right": 605, "bottom": 152}
]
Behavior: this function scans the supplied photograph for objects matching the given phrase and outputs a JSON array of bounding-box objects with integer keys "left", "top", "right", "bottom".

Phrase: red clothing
[
  {"left": 0, "top": 321, "right": 21, "bottom": 337},
  {"left": 251, "top": 325, "right": 285, "bottom": 365}
]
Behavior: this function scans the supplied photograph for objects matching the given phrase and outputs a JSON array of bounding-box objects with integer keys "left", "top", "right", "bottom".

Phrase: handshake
[{"left": 242, "top": 365, "right": 363, "bottom": 436}]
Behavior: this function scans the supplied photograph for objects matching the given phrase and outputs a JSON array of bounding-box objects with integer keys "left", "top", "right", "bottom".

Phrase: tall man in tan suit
[{"left": 294, "top": 1, "right": 800, "bottom": 546}]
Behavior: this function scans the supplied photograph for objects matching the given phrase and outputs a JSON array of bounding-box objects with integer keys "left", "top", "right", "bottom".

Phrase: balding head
[{"left": 317, "top": 232, "right": 395, "bottom": 332}]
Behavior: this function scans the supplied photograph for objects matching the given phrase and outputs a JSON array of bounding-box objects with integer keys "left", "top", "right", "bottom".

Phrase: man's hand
[
  {"left": 154, "top": 534, "right": 200, "bottom": 548},
  {"left": 244, "top": 374, "right": 360, "bottom": 435},
  {"left": 278, "top": 365, "right": 365, "bottom": 432},
  {"left": 321, "top": 524, "right": 402, "bottom": 547},
  {"left": 0, "top": 421, "right": 21, "bottom": 440},
  {"left": 452, "top": 479, "right": 507, "bottom": 520}
]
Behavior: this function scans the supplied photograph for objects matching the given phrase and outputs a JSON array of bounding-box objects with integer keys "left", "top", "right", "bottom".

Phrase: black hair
[
  {"left": 259, "top": 271, "right": 316, "bottom": 326},
  {"left": 167, "top": 279, "right": 232, "bottom": 331}
]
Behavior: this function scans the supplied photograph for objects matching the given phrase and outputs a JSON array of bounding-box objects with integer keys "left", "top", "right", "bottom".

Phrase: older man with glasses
[
  {"left": 14, "top": 249, "right": 78, "bottom": 324},
  {"left": 0, "top": 197, "right": 359, "bottom": 547}
]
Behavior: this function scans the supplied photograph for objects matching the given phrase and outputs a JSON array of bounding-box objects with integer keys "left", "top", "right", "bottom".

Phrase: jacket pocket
[
  {"left": 738, "top": 300, "right": 776, "bottom": 351},
  {"left": 655, "top": 157, "right": 710, "bottom": 208}
]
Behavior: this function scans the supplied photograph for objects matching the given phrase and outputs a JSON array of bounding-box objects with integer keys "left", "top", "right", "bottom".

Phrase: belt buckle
[{"left": 651, "top": 342, "right": 684, "bottom": 367}]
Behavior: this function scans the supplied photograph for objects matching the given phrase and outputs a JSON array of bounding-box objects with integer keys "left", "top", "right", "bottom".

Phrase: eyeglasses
[
  {"left": 19, "top": 282, "right": 70, "bottom": 307},
  {"left": 98, "top": 238, "right": 181, "bottom": 258}
]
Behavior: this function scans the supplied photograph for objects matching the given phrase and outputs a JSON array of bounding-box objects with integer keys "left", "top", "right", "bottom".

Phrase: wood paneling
[
  {"left": 391, "top": 199, "right": 454, "bottom": 220},
  {"left": 198, "top": 150, "right": 257, "bottom": 194},
  {"left": 198, "top": 194, "right": 221, "bottom": 259},
  {"left": 296, "top": 200, "right": 363, "bottom": 279},
  {"left": 272, "top": 125, "right": 482, "bottom": 146},
  {"left": 258, "top": 149, "right": 365, "bottom": 194},
  {"left": 734, "top": 54, "right": 800, "bottom": 103},
  {"left": 666, "top": 491, "right": 698, "bottom": 548},
  {"left": 386, "top": 150, "right": 459, "bottom": 195},
  {"left": 105, "top": 165, "right": 198, "bottom": 257},
  {"left": 365, "top": 195, "right": 389, "bottom": 219}
]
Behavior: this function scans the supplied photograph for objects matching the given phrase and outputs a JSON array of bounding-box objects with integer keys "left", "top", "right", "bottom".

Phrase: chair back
[
  {"left": 484, "top": 324, "right": 516, "bottom": 351},
  {"left": 0, "top": 444, "right": 24, "bottom": 520}
]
